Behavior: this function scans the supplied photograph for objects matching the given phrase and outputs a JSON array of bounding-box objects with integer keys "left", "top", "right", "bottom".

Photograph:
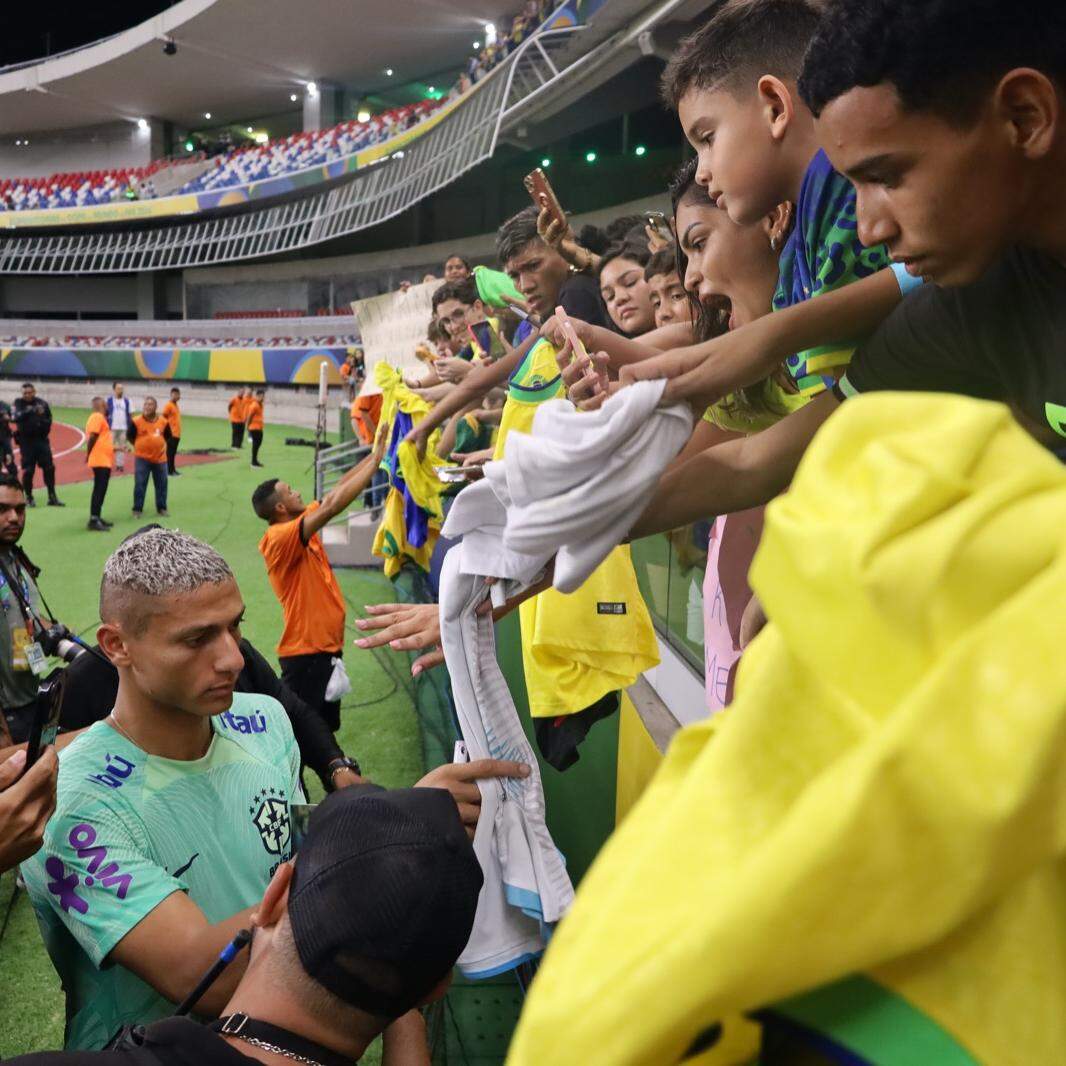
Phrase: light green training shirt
[{"left": 21, "top": 692, "right": 303, "bottom": 1050}]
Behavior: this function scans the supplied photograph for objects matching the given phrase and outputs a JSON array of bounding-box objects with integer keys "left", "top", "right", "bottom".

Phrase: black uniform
[
  {"left": 12, "top": 395, "right": 60, "bottom": 503},
  {"left": 0, "top": 400, "right": 18, "bottom": 479}
]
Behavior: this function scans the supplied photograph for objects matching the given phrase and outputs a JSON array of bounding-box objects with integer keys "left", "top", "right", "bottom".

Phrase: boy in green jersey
[{"left": 21, "top": 528, "right": 527, "bottom": 1050}]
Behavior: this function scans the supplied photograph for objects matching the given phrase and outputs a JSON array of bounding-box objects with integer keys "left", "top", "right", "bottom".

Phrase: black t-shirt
[
  {"left": 60, "top": 640, "right": 344, "bottom": 788},
  {"left": 558, "top": 273, "right": 613, "bottom": 332},
  {"left": 838, "top": 246, "right": 1066, "bottom": 446},
  {"left": 6, "top": 1018, "right": 255, "bottom": 1066}
]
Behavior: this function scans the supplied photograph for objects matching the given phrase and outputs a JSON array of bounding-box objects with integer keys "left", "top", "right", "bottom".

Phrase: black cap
[{"left": 288, "top": 786, "right": 483, "bottom": 1017}]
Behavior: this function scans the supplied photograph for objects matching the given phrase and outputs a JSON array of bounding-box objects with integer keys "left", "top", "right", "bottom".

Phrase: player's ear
[{"left": 97, "top": 621, "right": 132, "bottom": 667}]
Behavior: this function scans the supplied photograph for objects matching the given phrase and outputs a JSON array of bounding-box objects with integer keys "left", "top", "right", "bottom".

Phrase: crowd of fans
[
  {"left": 460, "top": 0, "right": 560, "bottom": 89},
  {"left": 2, "top": 0, "right": 1064, "bottom": 1062}
]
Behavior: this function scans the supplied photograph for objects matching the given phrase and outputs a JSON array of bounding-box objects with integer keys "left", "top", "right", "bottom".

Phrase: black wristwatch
[{"left": 326, "top": 756, "right": 362, "bottom": 785}]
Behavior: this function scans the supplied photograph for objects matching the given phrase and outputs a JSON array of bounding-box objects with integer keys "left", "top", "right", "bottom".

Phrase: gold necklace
[{"left": 108, "top": 711, "right": 140, "bottom": 748}]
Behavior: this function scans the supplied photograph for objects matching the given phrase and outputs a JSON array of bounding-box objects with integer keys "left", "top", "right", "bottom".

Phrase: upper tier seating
[{"left": 0, "top": 100, "right": 439, "bottom": 213}]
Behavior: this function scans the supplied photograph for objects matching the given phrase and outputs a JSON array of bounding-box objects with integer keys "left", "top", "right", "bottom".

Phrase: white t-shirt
[{"left": 111, "top": 399, "right": 128, "bottom": 433}]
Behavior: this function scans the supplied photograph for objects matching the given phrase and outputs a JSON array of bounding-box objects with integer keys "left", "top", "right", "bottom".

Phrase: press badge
[{"left": 25, "top": 641, "right": 47, "bottom": 676}]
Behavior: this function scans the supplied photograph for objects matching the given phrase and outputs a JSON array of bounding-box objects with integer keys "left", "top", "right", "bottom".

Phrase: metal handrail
[{"left": 315, "top": 437, "right": 389, "bottom": 523}]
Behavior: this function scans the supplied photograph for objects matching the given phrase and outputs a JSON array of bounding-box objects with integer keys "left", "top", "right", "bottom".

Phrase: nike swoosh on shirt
[{"left": 172, "top": 853, "right": 200, "bottom": 878}]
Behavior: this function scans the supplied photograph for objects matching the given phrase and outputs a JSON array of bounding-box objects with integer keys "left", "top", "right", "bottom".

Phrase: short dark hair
[
  {"left": 170, "top": 386, "right": 180, "bottom": 394},
  {"left": 21, "top": 382, "right": 33, "bottom": 390},
  {"left": 661, "top": 0, "right": 822, "bottom": 108},
  {"left": 254, "top": 388, "right": 265, "bottom": 398},
  {"left": 800, "top": 0, "right": 1066, "bottom": 124},
  {"left": 644, "top": 247, "right": 678, "bottom": 281},
  {"left": 431, "top": 276, "right": 480, "bottom": 313},
  {"left": 251, "top": 478, "right": 281, "bottom": 520},
  {"left": 597, "top": 238, "right": 651, "bottom": 279},
  {"left": 444, "top": 253, "right": 471, "bottom": 269},
  {"left": 495, "top": 206, "right": 542, "bottom": 267},
  {"left": 0, "top": 474, "right": 24, "bottom": 495}
]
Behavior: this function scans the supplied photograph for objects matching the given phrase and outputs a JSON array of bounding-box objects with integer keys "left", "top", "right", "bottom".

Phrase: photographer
[
  {"left": 13, "top": 383, "right": 63, "bottom": 508},
  {"left": 10, "top": 786, "right": 480, "bottom": 1065},
  {"left": 0, "top": 475, "right": 53, "bottom": 744}
]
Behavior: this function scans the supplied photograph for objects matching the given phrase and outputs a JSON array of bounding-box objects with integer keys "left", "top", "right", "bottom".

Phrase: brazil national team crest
[{"left": 250, "top": 788, "right": 291, "bottom": 856}]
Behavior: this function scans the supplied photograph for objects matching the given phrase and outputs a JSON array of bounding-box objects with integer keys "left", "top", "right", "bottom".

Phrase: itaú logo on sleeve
[
  {"left": 86, "top": 754, "right": 137, "bottom": 790},
  {"left": 218, "top": 709, "right": 268, "bottom": 735}
]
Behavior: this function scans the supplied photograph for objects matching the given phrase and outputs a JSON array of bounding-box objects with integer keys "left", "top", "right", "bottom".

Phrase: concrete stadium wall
[
  {"left": 6, "top": 377, "right": 349, "bottom": 432},
  {"left": 0, "top": 121, "right": 158, "bottom": 181}
]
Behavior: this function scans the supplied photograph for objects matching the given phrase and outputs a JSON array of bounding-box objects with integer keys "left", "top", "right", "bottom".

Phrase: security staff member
[{"left": 13, "top": 383, "right": 63, "bottom": 508}]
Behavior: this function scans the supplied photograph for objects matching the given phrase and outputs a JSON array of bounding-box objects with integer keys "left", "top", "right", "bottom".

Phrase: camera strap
[{"left": 213, "top": 1014, "right": 360, "bottom": 1066}]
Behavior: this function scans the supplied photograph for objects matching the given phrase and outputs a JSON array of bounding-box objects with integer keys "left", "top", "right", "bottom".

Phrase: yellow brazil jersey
[{"left": 496, "top": 338, "right": 659, "bottom": 717}]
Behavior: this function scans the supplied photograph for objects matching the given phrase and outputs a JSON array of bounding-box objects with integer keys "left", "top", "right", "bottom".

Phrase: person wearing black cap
[{"left": 6, "top": 785, "right": 484, "bottom": 1065}]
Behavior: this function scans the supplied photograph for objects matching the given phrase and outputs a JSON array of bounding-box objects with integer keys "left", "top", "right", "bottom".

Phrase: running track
[{"left": 14, "top": 423, "right": 231, "bottom": 489}]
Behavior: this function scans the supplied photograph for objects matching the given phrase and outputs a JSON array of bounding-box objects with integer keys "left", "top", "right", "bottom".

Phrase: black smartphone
[
  {"left": 24, "top": 667, "right": 66, "bottom": 771},
  {"left": 468, "top": 319, "right": 506, "bottom": 362}
]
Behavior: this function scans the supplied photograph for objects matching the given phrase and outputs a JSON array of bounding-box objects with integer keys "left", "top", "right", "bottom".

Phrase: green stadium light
[
  {"left": 541, "top": 157, "right": 551, "bottom": 168},
  {"left": 184, "top": 140, "right": 194, "bottom": 152},
  {"left": 585, "top": 150, "right": 597, "bottom": 164},
  {"left": 634, "top": 144, "right": 647, "bottom": 156}
]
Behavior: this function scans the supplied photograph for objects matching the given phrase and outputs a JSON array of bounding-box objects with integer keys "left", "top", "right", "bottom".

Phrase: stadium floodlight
[
  {"left": 485, "top": 21, "right": 497, "bottom": 45},
  {"left": 385, "top": 68, "right": 394, "bottom": 77},
  {"left": 634, "top": 144, "right": 647, "bottom": 156},
  {"left": 473, "top": 41, "right": 480, "bottom": 49},
  {"left": 204, "top": 111, "right": 212, "bottom": 120},
  {"left": 585, "top": 150, "right": 598, "bottom": 164},
  {"left": 541, "top": 157, "right": 551, "bottom": 168},
  {"left": 137, "top": 118, "right": 148, "bottom": 130},
  {"left": 184, "top": 140, "right": 194, "bottom": 151},
  {"left": 290, "top": 93, "right": 298, "bottom": 102},
  {"left": 254, "top": 132, "right": 268, "bottom": 144},
  {"left": 357, "top": 109, "right": 371, "bottom": 123},
  {"left": 307, "top": 81, "right": 318, "bottom": 97}
]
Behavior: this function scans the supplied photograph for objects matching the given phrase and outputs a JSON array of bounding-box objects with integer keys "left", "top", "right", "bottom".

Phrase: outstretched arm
[
  {"left": 621, "top": 269, "right": 903, "bottom": 407},
  {"left": 404, "top": 333, "right": 538, "bottom": 457},
  {"left": 302, "top": 434, "right": 388, "bottom": 542},
  {"left": 630, "top": 392, "right": 839, "bottom": 539}
]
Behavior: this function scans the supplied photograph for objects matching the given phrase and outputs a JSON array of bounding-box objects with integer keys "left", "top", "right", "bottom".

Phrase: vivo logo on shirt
[
  {"left": 218, "top": 710, "right": 267, "bottom": 735},
  {"left": 86, "top": 754, "right": 137, "bottom": 790}
]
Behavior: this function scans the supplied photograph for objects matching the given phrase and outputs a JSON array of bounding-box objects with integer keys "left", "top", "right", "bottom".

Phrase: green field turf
[{"left": 0, "top": 406, "right": 422, "bottom": 1060}]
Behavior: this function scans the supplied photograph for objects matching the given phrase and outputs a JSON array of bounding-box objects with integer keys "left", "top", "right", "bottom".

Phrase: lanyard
[{"left": 0, "top": 557, "right": 34, "bottom": 631}]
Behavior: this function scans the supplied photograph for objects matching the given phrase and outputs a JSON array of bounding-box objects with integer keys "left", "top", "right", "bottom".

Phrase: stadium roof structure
[{"left": 0, "top": 0, "right": 519, "bottom": 134}]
